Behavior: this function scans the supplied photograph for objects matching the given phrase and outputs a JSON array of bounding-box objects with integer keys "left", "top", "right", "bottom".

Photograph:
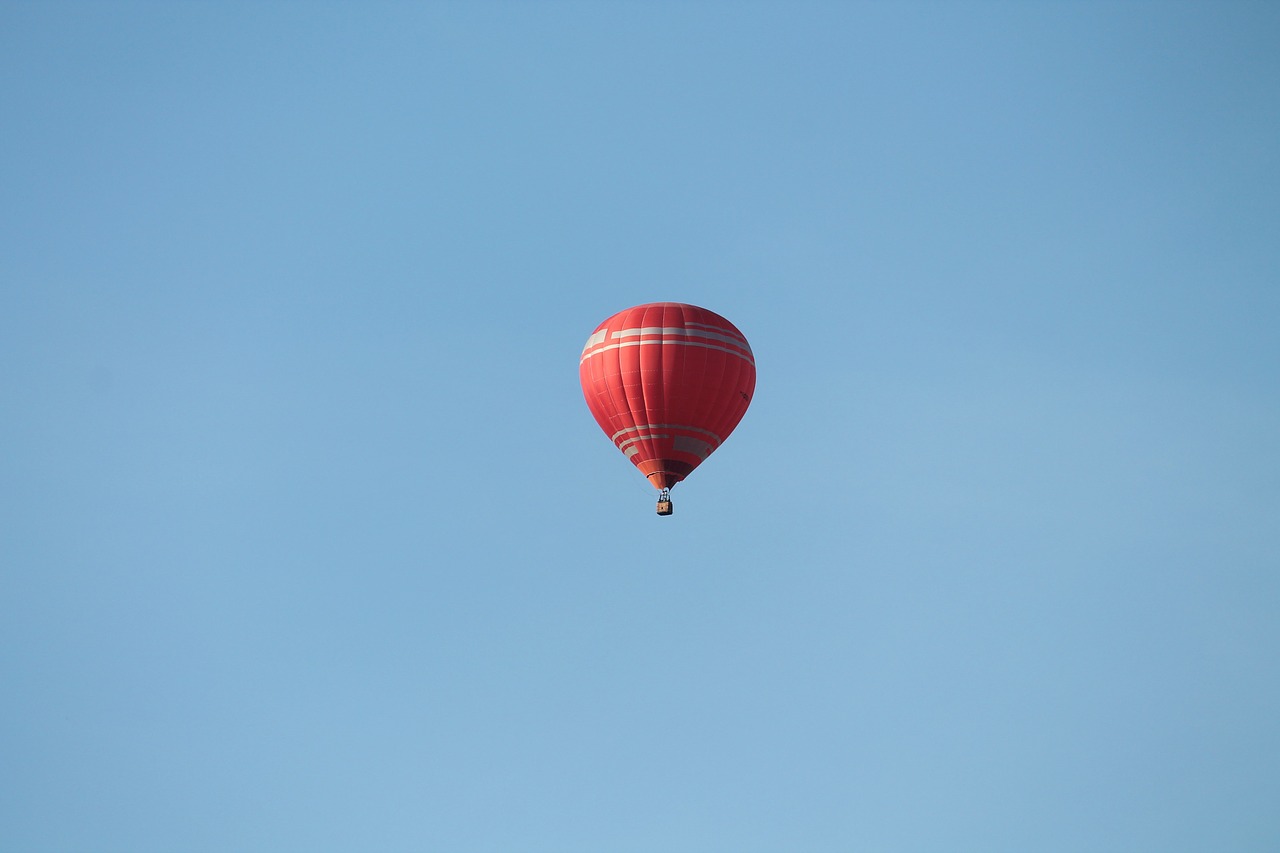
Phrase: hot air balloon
[{"left": 579, "top": 302, "right": 755, "bottom": 515}]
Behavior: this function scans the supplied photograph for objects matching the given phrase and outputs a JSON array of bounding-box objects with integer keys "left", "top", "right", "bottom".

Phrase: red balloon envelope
[{"left": 580, "top": 303, "right": 755, "bottom": 501}]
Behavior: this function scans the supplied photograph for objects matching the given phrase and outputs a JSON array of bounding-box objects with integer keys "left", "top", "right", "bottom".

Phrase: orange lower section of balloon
[{"left": 639, "top": 459, "right": 696, "bottom": 491}]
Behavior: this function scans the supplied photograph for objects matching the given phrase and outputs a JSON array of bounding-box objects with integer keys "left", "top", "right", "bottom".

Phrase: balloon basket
[{"left": 656, "top": 489, "right": 673, "bottom": 516}]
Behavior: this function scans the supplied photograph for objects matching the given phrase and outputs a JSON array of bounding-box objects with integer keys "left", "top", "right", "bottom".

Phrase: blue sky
[{"left": 2, "top": 2, "right": 1278, "bottom": 850}]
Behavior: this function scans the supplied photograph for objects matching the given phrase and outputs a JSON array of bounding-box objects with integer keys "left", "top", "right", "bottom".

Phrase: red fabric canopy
[{"left": 580, "top": 303, "right": 756, "bottom": 490}]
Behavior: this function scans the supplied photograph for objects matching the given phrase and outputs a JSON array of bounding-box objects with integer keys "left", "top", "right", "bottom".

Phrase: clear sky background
[{"left": 2, "top": 2, "right": 1278, "bottom": 851}]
